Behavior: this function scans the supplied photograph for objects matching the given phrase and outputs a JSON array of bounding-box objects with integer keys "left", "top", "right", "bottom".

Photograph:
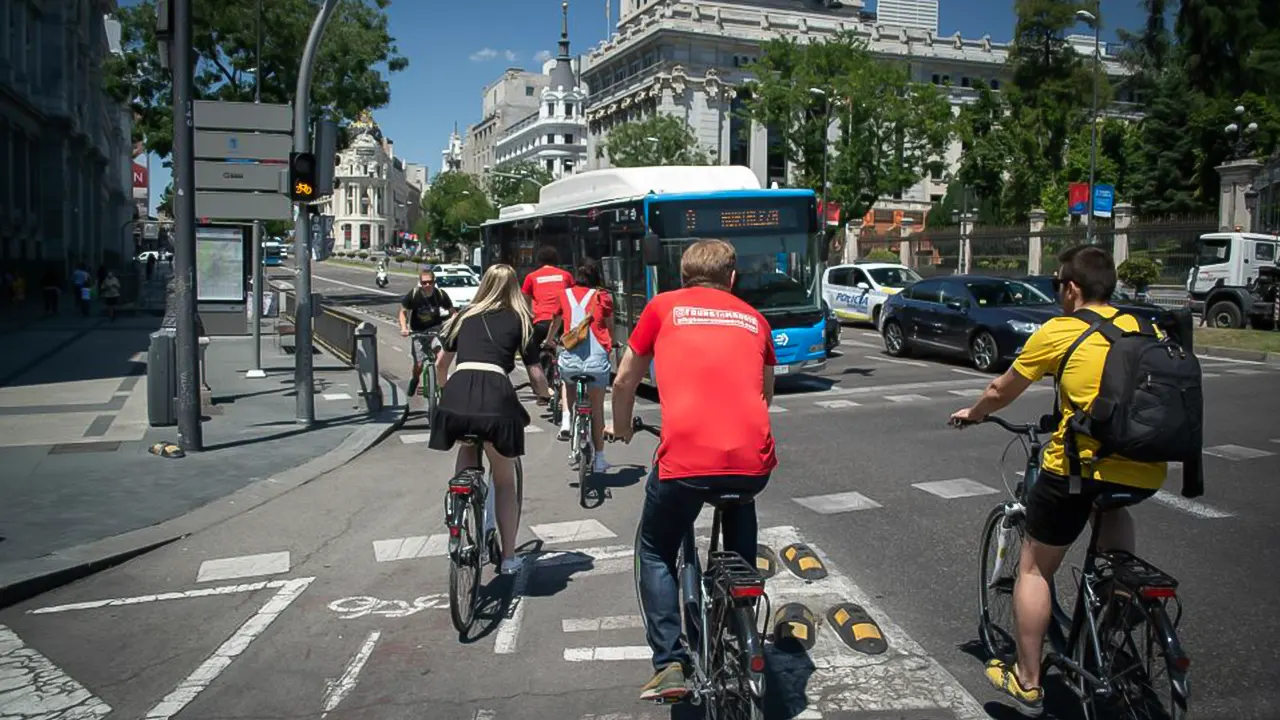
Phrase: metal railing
[{"left": 277, "top": 285, "right": 360, "bottom": 365}]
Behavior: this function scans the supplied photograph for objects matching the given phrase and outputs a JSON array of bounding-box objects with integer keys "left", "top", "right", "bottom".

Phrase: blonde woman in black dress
[{"left": 430, "top": 264, "right": 536, "bottom": 574}]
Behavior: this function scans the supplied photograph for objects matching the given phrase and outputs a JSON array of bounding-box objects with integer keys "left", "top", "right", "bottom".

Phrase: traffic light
[{"left": 289, "top": 151, "right": 318, "bottom": 202}]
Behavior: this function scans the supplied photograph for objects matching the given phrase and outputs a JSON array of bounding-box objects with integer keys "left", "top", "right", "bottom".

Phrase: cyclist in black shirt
[{"left": 399, "top": 269, "right": 455, "bottom": 396}]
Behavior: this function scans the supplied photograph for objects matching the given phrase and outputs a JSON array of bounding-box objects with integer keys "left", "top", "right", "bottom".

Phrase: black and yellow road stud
[
  {"left": 148, "top": 442, "right": 185, "bottom": 459},
  {"left": 826, "top": 602, "right": 888, "bottom": 655},
  {"left": 755, "top": 543, "right": 779, "bottom": 579},
  {"left": 771, "top": 602, "right": 818, "bottom": 653},
  {"left": 778, "top": 543, "right": 828, "bottom": 581}
]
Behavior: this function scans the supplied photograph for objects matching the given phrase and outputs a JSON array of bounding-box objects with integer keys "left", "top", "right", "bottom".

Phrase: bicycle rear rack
[
  {"left": 1100, "top": 550, "right": 1179, "bottom": 598},
  {"left": 709, "top": 551, "right": 766, "bottom": 606}
]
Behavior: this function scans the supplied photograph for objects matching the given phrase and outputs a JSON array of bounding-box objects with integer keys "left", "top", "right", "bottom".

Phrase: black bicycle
[
  {"left": 542, "top": 345, "right": 564, "bottom": 429},
  {"left": 971, "top": 414, "right": 1189, "bottom": 720},
  {"left": 409, "top": 331, "right": 443, "bottom": 422},
  {"left": 566, "top": 374, "right": 595, "bottom": 506},
  {"left": 445, "top": 436, "right": 524, "bottom": 634},
  {"left": 628, "top": 418, "right": 768, "bottom": 720}
]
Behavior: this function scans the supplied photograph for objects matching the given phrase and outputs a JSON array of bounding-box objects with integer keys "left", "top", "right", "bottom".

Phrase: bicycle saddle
[
  {"left": 1093, "top": 487, "right": 1149, "bottom": 511},
  {"left": 568, "top": 374, "right": 596, "bottom": 384},
  {"left": 705, "top": 490, "right": 756, "bottom": 509}
]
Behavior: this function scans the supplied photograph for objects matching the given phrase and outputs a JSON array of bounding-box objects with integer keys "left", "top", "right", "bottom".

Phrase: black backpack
[{"left": 1057, "top": 308, "right": 1205, "bottom": 497}]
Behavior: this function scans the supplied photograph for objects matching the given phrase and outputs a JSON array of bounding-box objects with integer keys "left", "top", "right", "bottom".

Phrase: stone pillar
[
  {"left": 1216, "top": 159, "right": 1262, "bottom": 232},
  {"left": 1028, "top": 208, "right": 1046, "bottom": 275},
  {"left": 1113, "top": 203, "right": 1134, "bottom": 265},
  {"left": 843, "top": 219, "right": 862, "bottom": 264},
  {"left": 899, "top": 218, "right": 915, "bottom": 268}
]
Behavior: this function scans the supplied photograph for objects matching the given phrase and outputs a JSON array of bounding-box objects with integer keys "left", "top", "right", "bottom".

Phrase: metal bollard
[{"left": 354, "top": 321, "right": 383, "bottom": 413}]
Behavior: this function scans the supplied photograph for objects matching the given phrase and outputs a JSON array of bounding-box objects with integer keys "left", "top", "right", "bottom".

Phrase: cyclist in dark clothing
[{"left": 399, "top": 269, "right": 455, "bottom": 396}]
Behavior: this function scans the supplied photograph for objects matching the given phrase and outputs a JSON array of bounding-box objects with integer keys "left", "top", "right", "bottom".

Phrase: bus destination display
[{"left": 682, "top": 206, "right": 797, "bottom": 234}]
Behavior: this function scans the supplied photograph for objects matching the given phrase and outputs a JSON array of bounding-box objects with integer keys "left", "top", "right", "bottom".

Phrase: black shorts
[
  {"left": 527, "top": 319, "right": 553, "bottom": 361},
  {"left": 1024, "top": 470, "right": 1157, "bottom": 547}
]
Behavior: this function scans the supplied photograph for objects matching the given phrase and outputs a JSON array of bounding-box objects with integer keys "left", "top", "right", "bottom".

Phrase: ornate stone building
[{"left": 321, "top": 113, "right": 422, "bottom": 252}]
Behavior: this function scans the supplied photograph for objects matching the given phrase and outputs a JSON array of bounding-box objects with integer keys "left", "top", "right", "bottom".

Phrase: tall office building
[{"left": 874, "top": 0, "right": 938, "bottom": 33}]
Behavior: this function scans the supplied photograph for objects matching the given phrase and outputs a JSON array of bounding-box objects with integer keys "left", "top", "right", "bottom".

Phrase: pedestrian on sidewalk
[
  {"left": 11, "top": 274, "right": 26, "bottom": 310},
  {"left": 101, "top": 270, "right": 121, "bottom": 321},
  {"left": 146, "top": 253, "right": 156, "bottom": 280},
  {"left": 41, "top": 268, "right": 60, "bottom": 316},
  {"left": 71, "top": 264, "right": 92, "bottom": 317}
]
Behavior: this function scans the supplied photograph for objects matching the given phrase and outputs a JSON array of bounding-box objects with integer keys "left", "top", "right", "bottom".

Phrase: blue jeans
[{"left": 635, "top": 468, "right": 769, "bottom": 671}]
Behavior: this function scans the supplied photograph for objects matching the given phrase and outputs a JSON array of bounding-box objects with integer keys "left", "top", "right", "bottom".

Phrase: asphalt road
[{"left": 4, "top": 261, "right": 1277, "bottom": 720}]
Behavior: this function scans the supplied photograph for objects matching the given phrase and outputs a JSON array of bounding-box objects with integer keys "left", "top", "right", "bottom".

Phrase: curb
[
  {"left": 0, "top": 372, "right": 410, "bottom": 610},
  {"left": 1197, "top": 344, "right": 1280, "bottom": 365}
]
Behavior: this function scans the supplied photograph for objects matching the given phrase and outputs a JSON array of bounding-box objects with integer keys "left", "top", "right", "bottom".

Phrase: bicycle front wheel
[
  {"left": 448, "top": 496, "right": 484, "bottom": 633},
  {"left": 979, "top": 503, "right": 1023, "bottom": 663},
  {"left": 425, "top": 363, "right": 438, "bottom": 423}
]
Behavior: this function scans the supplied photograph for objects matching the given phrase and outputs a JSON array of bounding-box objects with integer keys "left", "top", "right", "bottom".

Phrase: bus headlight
[{"left": 809, "top": 344, "right": 824, "bottom": 353}]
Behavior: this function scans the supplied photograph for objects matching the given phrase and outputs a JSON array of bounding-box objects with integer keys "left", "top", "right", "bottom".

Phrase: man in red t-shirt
[
  {"left": 607, "top": 238, "right": 776, "bottom": 701},
  {"left": 520, "top": 245, "right": 574, "bottom": 403}
]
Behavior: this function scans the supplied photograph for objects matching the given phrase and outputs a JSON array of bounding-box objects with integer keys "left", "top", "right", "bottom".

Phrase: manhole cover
[{"left": 48, "top": 441, "right": 121, "bottom": 455}]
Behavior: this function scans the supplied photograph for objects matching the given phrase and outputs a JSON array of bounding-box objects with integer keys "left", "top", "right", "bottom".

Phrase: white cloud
[
  {"left": 504, "top": 49, "right": 519, "bottom": 62},
  {"left": 534, "top": 50, "right": 553, "bottom": 63},
  {"left": 470, "top": 47, "right": 499, "bottom": 62}
]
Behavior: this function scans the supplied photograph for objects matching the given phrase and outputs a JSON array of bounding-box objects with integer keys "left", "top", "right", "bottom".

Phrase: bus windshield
[{"left": 648, "top": 195, "right": 820, "bottom": 314}]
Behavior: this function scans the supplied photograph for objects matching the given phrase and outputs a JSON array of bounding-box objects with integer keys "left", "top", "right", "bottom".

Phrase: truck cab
[{"left": 1187, "top": 232, "right": 1279, "bottom": 329}]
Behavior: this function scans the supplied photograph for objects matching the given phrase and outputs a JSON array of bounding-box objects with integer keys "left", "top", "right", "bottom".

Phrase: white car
[
  {"left": 431, "top": 263, "right": 478, "bottom": 277},
  {"left": 822, "top": 262, "right": 922, "bottom": 326},
  {"left": 436, "top": 272, "right": 479, "bottom": 307}
]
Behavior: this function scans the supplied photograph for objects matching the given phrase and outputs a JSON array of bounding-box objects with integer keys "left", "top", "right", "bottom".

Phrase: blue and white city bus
[{"left": 480, "top": 166, "right": 827, "bottom": 378}]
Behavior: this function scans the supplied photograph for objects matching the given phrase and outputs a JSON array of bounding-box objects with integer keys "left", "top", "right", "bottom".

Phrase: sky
[{"left": 142, "top": 0, "right": 1147, "bottom": 214}]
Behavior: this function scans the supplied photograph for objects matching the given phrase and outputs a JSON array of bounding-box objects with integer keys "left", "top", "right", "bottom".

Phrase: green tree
[
  {"left": 742, "top": 32, "right": 953, "bottom": 224},
  {"left": 420, "top": 171, "right": 494, "bottom": 251},
  {"left": 1176, "top": 0, "right": 1268, "bottom": 98},
  {"left": 487, "top": 160, "right": 555, "bottom": 208},
  {"left": 598, "top": 114, "right": 710, "bottom": 167},
  {"left": 955, "top": 81, "right": 1015, "bottom": 220},
  {"left": 107, "top": 0, "right": 408, "bottom": 160}
]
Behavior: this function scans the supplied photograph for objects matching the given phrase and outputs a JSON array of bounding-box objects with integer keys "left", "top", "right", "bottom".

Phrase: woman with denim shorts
[{"left": 554, "top": 258, "right": 614, "bottom": 472}]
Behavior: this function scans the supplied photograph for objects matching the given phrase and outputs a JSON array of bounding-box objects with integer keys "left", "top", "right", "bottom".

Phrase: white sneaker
[
  {"left": 500, "top": 556, "right": 525, "bottom": 576},
  {"left": 593, "top": 451, "right": 611, "bottom": 473},
  {"left": 558, "top": 421, "right": 571, "bottom": 440}
]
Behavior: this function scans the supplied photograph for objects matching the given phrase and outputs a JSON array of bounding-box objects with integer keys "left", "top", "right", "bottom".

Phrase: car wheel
[
  {"left": 970, "top": 330, "right": 1003, "bottom": 373},
  {"left": 872, "top": 306, "right": 882, "bottom": 330},
  {"left": 1206, "top": 301, "right": 1244, "bottom": 329},
  {"left": 883, "top": 320, "right": 910, "bottom": 357}
]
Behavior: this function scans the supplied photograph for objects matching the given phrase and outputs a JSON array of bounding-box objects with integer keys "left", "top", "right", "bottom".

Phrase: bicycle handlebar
[
  {"left": 632, "top": 416, "right": 661, "bottom": 436},
  {"left": 951, "top": 414, "right": 1053, "bottom": 435}
]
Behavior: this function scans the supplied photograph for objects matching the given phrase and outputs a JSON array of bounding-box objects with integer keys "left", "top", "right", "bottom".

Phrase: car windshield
[
  {"left": 966, "top": 279, "right": 1054, "bottom": 307},
  {"left": 1196, "top": 239, "right": 1231, "bottom": 266},
  {"left": 867, "top": 266, "right": 921, "bottom": 288},
  {"left": 437, "top": 275, "right": 478, "bottom": 288}
]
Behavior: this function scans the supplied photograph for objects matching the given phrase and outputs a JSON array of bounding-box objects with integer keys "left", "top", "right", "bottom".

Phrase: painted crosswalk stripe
[
  {"left": 768, "top": 405, "right": 789, "bottom": 413},
  {"left": 526, "top": 424, "right": 545, "bottom": 433},
  {"left": 885, "top": 393, "right": 929, "bottom": 403},
  {"left": 399, "top": 433, "right": 431, "bottom": 444},
  {"left": 322, "top": 393, "right": 353, "bottom": 401},
  {"left": 562, "top": 615, "right": 645, "bottom": 632},
  {"left": 1152, "top": 490, "right": 1233, "bottom": 519},
  {"left": 1225, "top": 368, "right": 1266, "bottom": 376},
  {"left": 913, "top": 478, "right": 1001, "bottom": 499},
  {"left": 1204, "top": 444, "right": 1274, "bottom": 461},
  {"left": 793, "top": 491, "right": 882, "bottom": 514},
  {"left": 563, "top": 646, "right": 650, "bottom": 662},
  {"left": 196, "top": 551, "right": 291, "bottom": 583},
  {"left": 815, "top": 399, "right": 860, "bottom": 409},
  {"left": 530, "top": 519, "right": 617, "bottom": 544},
  {"left": 1201, "top": 372, "right": 1221, "bottom": 378},
  {"left": 864, "top": 355, "right": 928, "bottom": 367},
  {"left": 0, "top": 624, "right": 111, "bottom": 718},
  {"left": 372, "top": 535, "right": 448, "bottom": 562}
]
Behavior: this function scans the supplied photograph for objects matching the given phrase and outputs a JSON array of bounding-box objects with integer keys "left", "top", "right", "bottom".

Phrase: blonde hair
[
  {"left": 681, "top": 238, "right": 737, "bottom": 291},
  {"left": 441, "top": 264, "right": 533, "bottom": 346}
]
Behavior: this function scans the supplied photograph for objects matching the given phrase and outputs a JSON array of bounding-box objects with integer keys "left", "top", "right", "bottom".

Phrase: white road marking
[
  {"left": 912, "top": 478, "right": 1001, "bottom": 499},
  {"left": 885, "top": 393, "right": 930, "bottom": 403},
  {"left": 372, "top": 535, "right": 449, "bottom": 561},
  {"left": 768, "top": 405, "right": 789, "bottom": 413},
  {"left": 1195, "top": 353, "right": 1267, "bottom": 366},
  {"left": 313, "top": 273, "right": 399, "bottom": 297},
  {"left": 535, "top": 545, "right": 635, "bottom": 566},
  {"left": 143, "top": 577, "right": 314, "bottom": 719},
  {"left": 321, "top": 630, "right": 381, "bottom": 717},
  {"left": 948, "top": 388, "right": 985, "bottom": 397},
  {"left": 390, "top": 345, "right": 404, "bottom": 353},
  {"left": 792, "top": 491, "right": 883, "bottom": 514},
  {"left": 529, "top": 519, "right": 617, "bottom": 544},
  {"left": 494, "top": 561, "right": 532, "bottom": 654},
  {"left": 322, "top": 392, "right": 353, "bottom": 401},
  {"left": 196, "top": 551, "right": 291, "bottom": 583},
  {"left": 563, "top": 646, "right": 650, "bottom": 662},
  {"left": 1204, "top": 443, "right": 1275, "bottom": 461},
  {"left": 327, "top": 595, "right": 445, "bottom": 619},
  {"left": 526, "top": 424, "right": 545, "bottom": 433},
  {"left": 29, "top": 580, "right": 282, "bottom": 615},
  {"left": 399, "top": 432, "right": 431, "bottom": 444},
  {"left": 1201, "top": 372, "right": 1221, "bottom": 378},
  {"left": 815, "top": 399, "right": 861, "bottom": 409},
  {"left": 863, "top": 355, "right": 929, "bottom": 367},
  {"left": 1152, "top": 491, "right": 1234, "bottom": 519},
  {"left": 1225, "top": 368, "right": 1266, "bottom": 376},
  {"left": 0, "top": 624, "right": 111, "bottom": 718},
  {"left": 838, "top": 339, "right": 882, "bottom": 349},
  {"left": 562, "top": 615, "right": 645, "bottom": 632},
  {"left": 951, "top": 368, "right": 991, "bottom": 378},
  {"left": 472, "top": 711, "right": 497, "bottom": 720}
]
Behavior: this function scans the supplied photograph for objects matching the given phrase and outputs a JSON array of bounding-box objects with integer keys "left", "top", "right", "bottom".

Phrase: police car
[{"left": 822, "top": 262, "right": 922, "bottom": 327}]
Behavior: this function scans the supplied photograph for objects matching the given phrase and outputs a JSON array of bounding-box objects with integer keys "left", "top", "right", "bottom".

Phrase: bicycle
[
  {"left": 627, "top": 418, "right": 768, "bottom": 720},
  {"left": 970, "top": 414, "right": 1190, "bottom": 720},
  {"left": 409, "top": 331, "right": 443, "bottom": 421},
  {"left": 543, "top": 344, "right": 564, "bottom": 429},
  {"left": 444, "top": 436, "right": 524, "bottom": 634},
  {"left": 566, "top": 374, "right": 595, "bottom": 506}
]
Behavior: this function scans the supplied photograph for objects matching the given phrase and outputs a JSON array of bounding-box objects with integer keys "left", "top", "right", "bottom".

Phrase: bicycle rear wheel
[
  {"left": 448, "top": 494, "right": 484, "bottom": 633},
  {"left": 1095, "top": 591, "right": 1188, "bottom": 720},
  {"left": 979, "top": 503, "right": 1023, "bottom": 663},
  {"left": 578, "top": 432, "right": 592, "bottom": 507},
  {"left": 709, "top": 601, "right": 765, "bottom": 720}
]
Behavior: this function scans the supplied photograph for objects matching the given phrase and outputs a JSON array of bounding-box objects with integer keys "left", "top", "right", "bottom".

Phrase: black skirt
[{"left": 428, "top": 369, "right": 530, "bottom": 458}]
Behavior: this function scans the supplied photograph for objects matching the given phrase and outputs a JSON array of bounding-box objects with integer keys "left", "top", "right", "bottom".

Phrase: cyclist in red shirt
[
  {"left": 520, "top": 246, "right": 574, "bottom": 404},
  {"left": 607, "top": 238, "right": 776, "bottom": 701}
]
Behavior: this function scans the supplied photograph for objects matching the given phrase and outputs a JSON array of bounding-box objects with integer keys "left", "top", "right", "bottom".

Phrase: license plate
[{"left": 774, "top": 364, "right": 790, "bottom": 375}]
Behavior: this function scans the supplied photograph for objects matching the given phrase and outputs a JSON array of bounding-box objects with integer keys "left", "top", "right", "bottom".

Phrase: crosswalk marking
[
  {"left": 768, "top": 405, "right": 789, "bottom": 413},
  {"left": 912, "top": 478, "right": 1001, "bottom": 499},
  {"left": 1225, "top": 368, "right": 1266, "bottom": 376},
  {"left": 815, "top": 399, "right": 860, "bottom": 409},
  {"left": 1204, "top": 444, "right": 1274, "bottom": 461},
  {"left": 562, "top": 615, "right": 644, "bottom": 632},
  {"left": 196, "top": 552, "right": 291, "bottom": 583},
  {"left": 864, "top": 355, "right": 929, "bottom": 367},
  {"left": 321, "top": 393, "right": 353, "bottom": 401},
  {"left": 372, "top": 535, "right": 448, "bottom": 562},
  {"left": 563, "top": 646, "right": 649, "bottom": 662},
  {"left": 1152, "top": 491, "right": 1234, "bottom": 519},
  {"left": 399, "top": 433, "right": 431, "bottom": 444},
  {"left": 885, "top": 393, "right": 929, "bottom": 403},
  {"left": 529, "top": 519, "right": 617, "bottom": 544},
  {"left": 0, "top": 624, "right": 111, "bottom": 718},
  {"left": 793, "top": 490, "right": 882, "bottom": 514}
]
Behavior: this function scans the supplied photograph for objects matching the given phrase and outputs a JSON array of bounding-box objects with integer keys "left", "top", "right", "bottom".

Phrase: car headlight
[{"left": 1007, "top": 320, "right": 1041, "bottom": 335}]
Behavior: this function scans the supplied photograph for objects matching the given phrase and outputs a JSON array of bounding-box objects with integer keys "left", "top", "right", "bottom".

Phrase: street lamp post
[
  {"left": 1224, "top": 106, "right": 1260, "bottom": 231},
  {"left": 1076, "top": 8, "right": 1101, "bottom": 244},
  {"left": 809, "top": 88, "right": 835, "bottom": 233}
]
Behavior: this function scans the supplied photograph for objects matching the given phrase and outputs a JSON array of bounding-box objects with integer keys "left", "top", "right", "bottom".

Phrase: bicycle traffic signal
[{"left": 289, "top": 151, "right": 318, "bottom": 202}]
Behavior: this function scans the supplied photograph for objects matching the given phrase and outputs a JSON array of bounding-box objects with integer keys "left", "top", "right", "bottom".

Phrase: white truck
[{"left": 1186, "top": 231, "right": 1279, "bottom": 329}]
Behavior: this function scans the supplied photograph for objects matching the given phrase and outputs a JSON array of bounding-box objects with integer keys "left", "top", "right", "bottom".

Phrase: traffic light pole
[{"left": 291, "top": 0, "right": 340, "bottom": 425}]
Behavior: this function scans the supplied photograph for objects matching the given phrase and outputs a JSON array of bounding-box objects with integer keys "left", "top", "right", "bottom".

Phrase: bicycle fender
[
  {"left": 1149, "top": 603, "right": 1190, "bottom": 705},
  {"left": 732, "top": 606, "right": 766, "bottom": 699}
]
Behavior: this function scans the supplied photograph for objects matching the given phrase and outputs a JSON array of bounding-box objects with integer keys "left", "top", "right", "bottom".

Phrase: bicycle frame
[{"left": 569, "top": 379, "right": 592, "bottom": 466}]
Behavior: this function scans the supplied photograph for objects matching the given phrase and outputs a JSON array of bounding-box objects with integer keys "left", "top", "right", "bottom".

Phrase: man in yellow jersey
[{"left": 950, "top": 245, "right": 1166, "bottom": 717}]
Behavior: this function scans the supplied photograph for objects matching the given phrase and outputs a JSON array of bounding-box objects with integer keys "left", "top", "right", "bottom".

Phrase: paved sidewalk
[{"left": 0, "top": 315, "right": 403, "bottom": 602}]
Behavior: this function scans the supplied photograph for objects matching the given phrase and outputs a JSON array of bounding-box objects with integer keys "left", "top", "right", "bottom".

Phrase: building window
[
  {"left": 525, "top": 85, "right": 535, "bottom": 96},
  {"left": 565, "top": 103, "right": 574, "bottom": 116},
  {"left": 345, "top": 198, "right": 353, "bottom": 215},
  {"left": 931, "top": 73, "right": 940, "bottom": 84},
  {"left": 991, "top": 79, "right": 1001, "bottom": 90},
  {"left": 547, "top": 102, "right": 556, "bottom": 117},
  {"left": 730, "top": 94, "right": 750, "bottom": 167},
  {"left": 342, "top": 224, "right": 352, "bottom": 249},
  {"left": 961, "top": 76, "right": 971, "bottom": 88},
  {"left": 930, "top": 194, "right": 944, "bottom": 204},
  {"left": 766, "top": 124, "right": 785, "bottom": 188},
  {"left": 564, "top": 133, "right": 574, "bottom": 145},
  {"left": 360, "top": 223, "right": 371, "bottom": 249},
  {"left": 546, "top": 158, "right": 555, "bottom": 174},
  {"left": 377, "top": 224, "right": 385, "bottom": 248},
  {"left": 546, "top": 133, "right": 556, "bottom": 145}
]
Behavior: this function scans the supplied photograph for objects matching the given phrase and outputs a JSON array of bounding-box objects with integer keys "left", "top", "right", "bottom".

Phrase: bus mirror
[{"left": 642, "top": 232, "right": 661, "bottom": 266}]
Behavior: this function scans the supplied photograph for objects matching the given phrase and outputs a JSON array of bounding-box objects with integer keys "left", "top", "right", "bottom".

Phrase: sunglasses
[{"left": 420, "top": 279, "right": 435, "bottom": 286}]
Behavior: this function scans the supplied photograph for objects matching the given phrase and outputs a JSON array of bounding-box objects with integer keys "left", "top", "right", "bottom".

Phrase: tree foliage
[
  {"left": 487, "top": 160, "right": 555, "bottom": 208},
  {"left": 598, "top": 114, "right": 710, "bottom": 167},
  {"left": 742, "top": 32, "right": 953, "bottom": 224},
  {"left": 420, "top": 172, "right": 495, "bottom": 250},
  {"left": 107, "top": 0, "right": 408, "bottom": 160}
]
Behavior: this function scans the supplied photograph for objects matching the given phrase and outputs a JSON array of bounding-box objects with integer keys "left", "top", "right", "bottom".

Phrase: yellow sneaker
[{"left": 984, "top": 659, "right": 1044, "bottom": 717}]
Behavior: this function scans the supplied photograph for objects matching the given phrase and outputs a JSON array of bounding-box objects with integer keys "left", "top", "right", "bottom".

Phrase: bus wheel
[{"left": 1207, "top": 301, "right": 1243, "bottom": 329}]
